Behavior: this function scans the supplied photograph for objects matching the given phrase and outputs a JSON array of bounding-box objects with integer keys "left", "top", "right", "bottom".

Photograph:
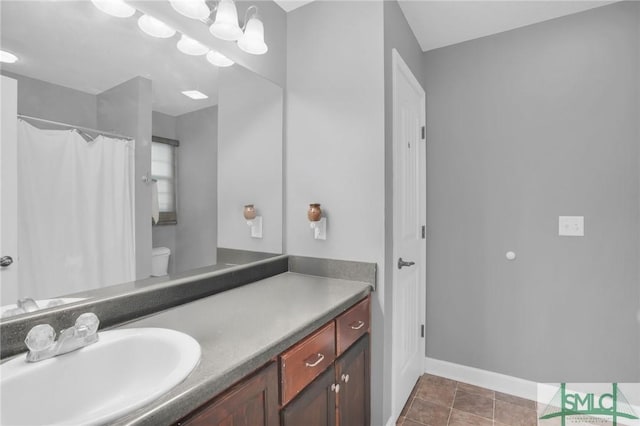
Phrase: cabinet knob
[
  {"left": 331, "top": 383, "right": 340, "bottom": 393},
  {"left": 341, "top": 373, "right": 350, "bottom": 383}
]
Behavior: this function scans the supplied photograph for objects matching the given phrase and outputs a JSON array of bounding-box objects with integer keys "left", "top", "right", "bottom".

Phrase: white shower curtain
[{"left": 17, "top": 120, "right": 135, "bottom": 299}]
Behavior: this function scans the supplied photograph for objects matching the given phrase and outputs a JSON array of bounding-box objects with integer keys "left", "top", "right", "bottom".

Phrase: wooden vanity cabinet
[
  {"left": 178, "top": 362, "right": 279, "bottom": 426},
  {"left": 281, "top": 334, "right": 370, "bottom": 426},
  {"left": 336, "top": 297, "right": 370, "bottom": 356},
  {"left": 336, "top": 335, "right": 370, "bottom": 426},
  {"left": 177, "top": 295, "right": 370, "bottom": 426},
  {"left": 281, "top": 365, "right": 337, "bottom": 426},
  {"left": 280, "top": 322, "right": 336, "bottom": 406},
  {"left": 281, "top": 296, "right": 371, "bottom": 426}
]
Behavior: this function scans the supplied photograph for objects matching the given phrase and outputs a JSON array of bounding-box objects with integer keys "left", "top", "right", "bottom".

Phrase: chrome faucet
[{"left": 24, "top": 313, "right": 100, "bottom": 362}]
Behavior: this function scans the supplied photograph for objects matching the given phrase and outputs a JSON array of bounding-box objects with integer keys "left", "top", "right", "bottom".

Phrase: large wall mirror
[{"left": 0, "top": 1, "right": 283, "bottom": 320}]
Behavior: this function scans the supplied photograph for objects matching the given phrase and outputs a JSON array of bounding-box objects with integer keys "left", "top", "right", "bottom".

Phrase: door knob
[
  {"left": 397, "top": 258, "right": 415, "bottom": 269},
  {"left": 0, "top": 256, "right": 13, "bottom": 267}
]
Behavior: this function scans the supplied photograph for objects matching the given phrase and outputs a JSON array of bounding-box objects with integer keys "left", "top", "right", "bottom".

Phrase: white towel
[{"left": 151, "top": 181, "right": 159, "bottom": 224}]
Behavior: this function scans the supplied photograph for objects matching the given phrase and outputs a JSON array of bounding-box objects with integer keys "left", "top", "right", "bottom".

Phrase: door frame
[
  {"left": 390, "top": 48, "right": 427, "bottom": 422},
  {"left": 1, "top": 75, "right": 19, "bottom": 301}
]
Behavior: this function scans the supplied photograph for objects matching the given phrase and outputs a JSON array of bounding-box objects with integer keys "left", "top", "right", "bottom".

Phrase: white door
[
  {"left": 391, "top": 49, "right": 426, "bottom": 421},
  {"left": 0, "top": 75, "right": 19, "bottom": 303}
]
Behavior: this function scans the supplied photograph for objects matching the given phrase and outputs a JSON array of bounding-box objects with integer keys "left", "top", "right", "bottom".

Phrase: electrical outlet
[{"left": 559, "top": 216, "right": 584, "bottom": 237}]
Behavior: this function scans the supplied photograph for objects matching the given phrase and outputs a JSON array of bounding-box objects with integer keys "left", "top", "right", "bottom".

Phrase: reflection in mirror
[{"left": 0, "top": 1, "right": 283, "bottom": 320}]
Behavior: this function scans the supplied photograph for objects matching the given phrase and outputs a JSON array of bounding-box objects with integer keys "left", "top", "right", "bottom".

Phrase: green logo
[{"left": 539, "top": 383, "right": 639, "bottom": 425}]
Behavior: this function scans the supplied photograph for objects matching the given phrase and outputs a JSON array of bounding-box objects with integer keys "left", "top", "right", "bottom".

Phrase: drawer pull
[
  {"left": 350, "top": 320, "right": 365, "bottom": 330},
  {"left": 304, "top": 353, "right": 325, "bottom": 367},
  {"left": 341, "top": 373, "right": 350, "bottom": 383}
]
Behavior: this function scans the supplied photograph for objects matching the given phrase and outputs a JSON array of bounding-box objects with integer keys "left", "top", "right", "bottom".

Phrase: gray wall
[
  {"left": 2, "top": 71, "right": 97, "bottom": 129},
  {"left": 286, "top": 2, "right": 387, "bottom": 424},
  {"left": 217, "top": 66, "right": 283, "bottom": 254},
  {"left": 98, "top": 77, "right": 153, "bottom": 280},
  {"left": 637, "top": 0, "right": 640, "bottom": 375},
  {"left": 152, "top": 111, "right": 177, "bottom": 140},
  {"left": 175, "top": 106, "right": 218, "bottom": 272},
  {"left": 151, "top": 108, "right": 218, "bottom": 274},
  {"left": 423, "top": 2, "right": 640, "bottom": 382}
]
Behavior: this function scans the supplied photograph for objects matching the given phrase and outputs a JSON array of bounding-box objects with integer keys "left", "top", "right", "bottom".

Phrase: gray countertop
[{"left": 112, "top": 271, "right": 372, "bottom": 426}]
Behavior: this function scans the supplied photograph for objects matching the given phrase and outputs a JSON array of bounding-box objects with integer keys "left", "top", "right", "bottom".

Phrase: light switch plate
[{"left": 559, "top": 216, "right": 584, "bottom": 236}]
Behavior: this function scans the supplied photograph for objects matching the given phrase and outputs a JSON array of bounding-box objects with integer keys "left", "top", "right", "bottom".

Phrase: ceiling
[
  {"left": 273, "top": 0, "right": 316, "bottom": 12},
  {"left": 398, "top": 0, "right": 616, "bottom": 52},
  {"left": 273, "top": 0, "right": 616, "bottom": 52},
  {"left": 0, "top": 1, "right": 219, "bottom": 116}
]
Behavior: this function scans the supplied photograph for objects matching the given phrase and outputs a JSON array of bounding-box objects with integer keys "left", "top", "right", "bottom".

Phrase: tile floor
[{"left": 396, "top": 374, "right": 538, "bottom": 426}]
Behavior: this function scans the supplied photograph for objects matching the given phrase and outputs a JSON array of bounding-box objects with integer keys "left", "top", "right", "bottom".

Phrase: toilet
[{"left": 151, "top": 247, "right": 171, "bottom": 277}]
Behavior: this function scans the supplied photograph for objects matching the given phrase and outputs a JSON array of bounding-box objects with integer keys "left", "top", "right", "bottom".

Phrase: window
[{"left": 151, "top": 136, "right": 179, "bottom": 225}]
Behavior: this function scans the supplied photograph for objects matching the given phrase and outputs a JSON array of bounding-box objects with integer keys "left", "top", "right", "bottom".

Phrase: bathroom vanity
[
  {"left": 179, "top": 297, "right": 370, "bottom": 426},
  {"left": 0, "top": 256, "right": 375, "bottom": 426},
  {"left": 111, "top": 270, "right": 372, "bottom": 426}
]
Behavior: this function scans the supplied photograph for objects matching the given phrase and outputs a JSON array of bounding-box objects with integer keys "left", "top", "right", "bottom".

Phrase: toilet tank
[{"left": 151, "top": 247, "right": 170, "bottom": 277}]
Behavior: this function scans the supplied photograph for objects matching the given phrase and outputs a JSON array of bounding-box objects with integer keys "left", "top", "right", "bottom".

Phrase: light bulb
[
  {"left": 206, "top": 50, "right": 234, "bottom": 67},
  {"left": 0, "top": 50, "right": 18, "bottom": 63},
  {"left": 91, "top": 0, "right": 135, "bottom": 18},
  {"left": 209, "top": 0, "right": 242, "bottom": 41},
  {"left": 138, "top": 15, "right": 176, "bottom": 38},
  {"left": 169, "top": 0, "right": 210, "bottom": 20},
  {"left": 177, "top": 35, "right": 209, "bottom": 56},
  {"left": 237, "top": 16, "right": 268, "bottom": 55}
]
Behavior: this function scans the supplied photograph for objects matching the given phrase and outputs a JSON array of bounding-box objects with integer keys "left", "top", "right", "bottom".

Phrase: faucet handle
[
  {"left": 25, "top": 324, "right": 56, "bottom": 352},
  {"left": 75, "top": 313, "right": 99, "bottom": 336}
]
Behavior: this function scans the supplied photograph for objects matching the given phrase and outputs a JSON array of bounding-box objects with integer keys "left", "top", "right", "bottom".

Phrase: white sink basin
[{"left": 1, "top": 328, "right": 201, "bottom": 426}]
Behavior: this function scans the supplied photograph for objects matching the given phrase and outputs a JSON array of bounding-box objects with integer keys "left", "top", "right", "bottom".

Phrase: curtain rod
[{"left": 17, "top": 114, "right": 134, "bottom": 141}]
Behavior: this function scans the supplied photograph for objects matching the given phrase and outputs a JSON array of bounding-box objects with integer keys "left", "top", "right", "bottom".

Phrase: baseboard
[{"left": 424, "top": 357, "right": 539, "bottom": 401}]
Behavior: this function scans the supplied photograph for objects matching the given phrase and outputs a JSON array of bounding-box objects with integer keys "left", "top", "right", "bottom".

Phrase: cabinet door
[
  {"left": 281, "top": 365, "right": 336, "bottom": 426},
  {"left": 180, "top": 362, "right": 278, "bottom": 426},
  {"left": 336, "top": 334, "right": 370, "bottom": 426}
]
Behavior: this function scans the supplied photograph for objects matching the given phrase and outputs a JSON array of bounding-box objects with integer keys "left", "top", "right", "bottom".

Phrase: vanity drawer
[
  {"left": 336, "top": 297, "right": 370, "bottom": 356},
  {"left": 280, "top": 322, "right": 335, "bottom": 406}
]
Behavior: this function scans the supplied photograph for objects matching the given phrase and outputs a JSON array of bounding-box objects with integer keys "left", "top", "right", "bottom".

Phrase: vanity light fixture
[
  {"left": 137, "top": 14, "right": 176, "bottom": 39},
  {"left": 169, "top": 0, "right": 210, "bottom": 20},
  {"left": 177, "top": 34, "right": 209, "bottom": 56},
  {"left": 0, "top": 50, "right": 18, "bottom": 63},
  {"left": 209, "top": 0, "right": 243, "bottom": 41},
  {"left": 181, "top": 90, "right": 208, "bottom": 100},
  {"left": 90, "top": 0, "right": 136, "bottom": 18},
  {"left": 237, "top": 7, "right": 268, "bottom": 55},
  {"left": 206, "top": 50, "right": 234, "bottom": 67}
]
